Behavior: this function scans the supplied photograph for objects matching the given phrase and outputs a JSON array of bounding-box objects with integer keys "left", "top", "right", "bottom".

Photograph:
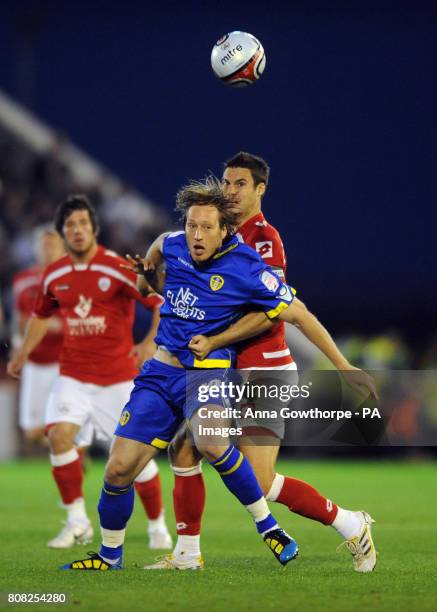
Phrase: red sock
[
  {"left": 52, "top": 458, "right": 83, "bottom": 505},
  {"left": 134, "top": 474, "right": 163, "bottom": 520},
  {"left": 173, "top": 473, "right": 206, "bottom": 535},
  {"left": 276, "top": 476, "right": 338, "bottom": 525}
]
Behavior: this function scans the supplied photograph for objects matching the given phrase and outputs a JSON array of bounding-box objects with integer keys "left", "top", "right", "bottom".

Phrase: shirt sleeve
[
  {"left": 244, "top": 257, "right": 294, "bottom": 319},
  {"left": 252, "top": 225, "right": 286, "bottom": 270},
  {"left": 33, "top": 278, "right": 59, "bottom": 318}
]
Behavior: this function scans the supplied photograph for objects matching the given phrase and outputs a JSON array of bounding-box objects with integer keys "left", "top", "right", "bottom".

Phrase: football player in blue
[
  {"left": 61, "top": 176, "right": 304, "bottom": 571},
  {"left": 62, "top": 176, "right": 376, "bottom": 572}
]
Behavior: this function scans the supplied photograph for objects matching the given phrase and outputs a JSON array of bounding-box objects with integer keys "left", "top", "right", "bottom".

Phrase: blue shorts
[{"left": 114, "top": 359, "right": 230, "bottom": 449}]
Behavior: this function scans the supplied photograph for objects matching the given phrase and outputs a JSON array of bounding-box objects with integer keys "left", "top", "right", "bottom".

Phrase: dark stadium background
[
  {"left": 1, "top": 1, "right": 436, "bottom": 351},
  {"left": 1, "top": 8, "right": 437, "bottom": 608}
]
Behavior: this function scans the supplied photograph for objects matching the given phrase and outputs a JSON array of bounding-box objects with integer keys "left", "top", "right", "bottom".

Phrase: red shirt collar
[{"left": 238, "top": 211, "right": 265, "bottom": 236}]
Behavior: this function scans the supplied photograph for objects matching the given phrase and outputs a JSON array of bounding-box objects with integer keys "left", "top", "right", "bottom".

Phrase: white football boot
[
  {"left": 143, "top": 553, "right": 204, "bottom": 570},
  {"left": 337, "top": 511, "right": 377, "bottom": 572},
  {"left": 148, "top": 526, "right": 173, "bottom": 550},
  {"left": 47, "top": 520, "right": 94, "bottom": 549}
]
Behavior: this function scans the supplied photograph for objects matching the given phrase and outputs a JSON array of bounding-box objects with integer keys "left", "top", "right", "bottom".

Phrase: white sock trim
[
  {"left": 101, "top": 527, "right": 126, "bottom": 548},
  {"left": 65, "top": 498, "right": 88, "bottom": 522},
  {"left": 50, "top": 448, "right": 79, "bottom": 467},
  {"left": 134, "top": 459, "right": 158, "bottom": 483},
  {"left": 148, "top": 510, "right": 166, "bottom": 531},
  {"left": 266, "top": 473, "right": 285, "bottom": 502},
  {"left": 332, "top": 507, "right": 362, "bottom": 539},
  {"left": 171, "top": 463, "right": 203, "bottom": 477},
  {"left": 245, "top": 497, "right": 271, "bottom": 523},
  {"left": 174, "top": 534, "right": 200, "bottom": 557}
]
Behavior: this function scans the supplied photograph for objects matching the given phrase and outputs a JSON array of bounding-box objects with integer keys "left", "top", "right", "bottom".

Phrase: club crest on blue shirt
[
  {"left": 119, "top": 410, "right": 130, "bottom": 426},
  {"left": 210, "top": 275, "right": 225, "bottom": 291}
]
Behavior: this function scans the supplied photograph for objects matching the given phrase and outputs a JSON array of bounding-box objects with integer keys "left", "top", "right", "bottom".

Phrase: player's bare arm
[
  {"left": 189, "top": 311, "right": 276, "bottom": 360},
  {"left": 122, "top": 232, "right": 170, "bottom": 295},
  {"left": 277, "top": 300, "right": 378, "bottom": 399},
  {"left": 6, "top": 315, "right": 52, "bottom": 378},
  {"left": 189, "top": 293, "right": 308, "bottom": 359},
  {"left": 129, "top": 305, "right": 160, "bottom": 366}
]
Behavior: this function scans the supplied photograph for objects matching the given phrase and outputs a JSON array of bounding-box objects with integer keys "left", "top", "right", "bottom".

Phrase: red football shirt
[
  {"left": 33, "top": 245, "right": 163, "bottom": 385},
  {"left": 236, "top": 212, "right": 294, "bottom": 369},
  {"left": 12, "top": 266, "right": 63, "bottom": 365}
]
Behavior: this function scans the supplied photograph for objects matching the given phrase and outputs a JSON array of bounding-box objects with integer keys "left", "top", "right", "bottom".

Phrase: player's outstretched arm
[
  {"left": 189, "top": 312, "right": 275, "bottom": 360},
  {"left": 129, "top": 305, "right": 160, "bottom": 366},
  {"left": 6, "top": 315, "right": 51, "bottom": 378},
  {"left": 188, "top": 287, "right": 302, "bottom": 360},
  {"left": 122, "top": 232, "right": 169, "bottom": 295},
  {"left": 278, "top": 300, "right": 378, "bottom": 399}
]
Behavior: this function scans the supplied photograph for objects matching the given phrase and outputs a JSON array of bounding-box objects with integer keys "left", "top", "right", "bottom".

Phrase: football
[{"left": 211, "top": 31, "right": 266, "bottom": 87}]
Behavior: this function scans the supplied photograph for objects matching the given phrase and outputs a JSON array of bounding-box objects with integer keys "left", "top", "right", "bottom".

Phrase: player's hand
[
  {"left": 121, "top": 254, "right": 155, "bottom": 276},
  {"left": 188, "top": 335, "right": 215, "bottom": 360},
  {"left": 129, "top": 340, "right": 156, "bottom": 368},
  {"left": 6, "top": 352, "right": 27, "bottom": 379},
  {"left": 340, "top": 366, "right": 379, "bottom": 400}
]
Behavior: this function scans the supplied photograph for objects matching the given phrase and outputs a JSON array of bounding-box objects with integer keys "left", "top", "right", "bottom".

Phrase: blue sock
[
  {"left": 210, "top": 446, "right": 277, "bottom": 534},
  {"left": 98, "top": 481, "right": 134, "bottom": 561}
]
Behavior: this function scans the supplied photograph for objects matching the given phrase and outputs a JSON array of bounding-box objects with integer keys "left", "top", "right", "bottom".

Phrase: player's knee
[
  {"left": 105, "top": 455, "right": 136, "bottom": 485},
  {"left": 196, "top": 443, "right": 228, "bottom": 463},
  {"left": 48, "top": 426, "right": 72, "bottom": 454},
  {"left": 169, "top": 437, "right": 200, "bottom": 468}
]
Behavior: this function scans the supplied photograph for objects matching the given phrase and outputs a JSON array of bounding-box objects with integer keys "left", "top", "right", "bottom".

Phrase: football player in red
[
  {"left": 11, "top": 225, "right": 64, "bottom": 444},
  {"left": 145, "top": 153, "right": 376, "bottom": 573},
  {"left": 7, "top": 196, "right": 172, "bottom": 551}
]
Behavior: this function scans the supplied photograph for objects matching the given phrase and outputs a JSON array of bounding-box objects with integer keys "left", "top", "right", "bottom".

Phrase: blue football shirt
[{"left": 154, "top": 232, "right": 294, "bottom": 368}]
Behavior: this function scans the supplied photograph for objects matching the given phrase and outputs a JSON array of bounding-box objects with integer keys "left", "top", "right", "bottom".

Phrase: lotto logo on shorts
[{"left": 119, "top": 410, "right": 130, "bottom": 426}]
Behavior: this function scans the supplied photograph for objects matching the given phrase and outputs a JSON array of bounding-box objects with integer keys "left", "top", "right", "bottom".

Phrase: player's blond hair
[{"left": 175, "top": 175, "right": 239, "bottom": 235}]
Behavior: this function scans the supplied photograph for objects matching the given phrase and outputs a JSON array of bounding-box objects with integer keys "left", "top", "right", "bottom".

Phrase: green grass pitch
[{"left": 0, "top": 458, "right": 436, "bottom": 611}]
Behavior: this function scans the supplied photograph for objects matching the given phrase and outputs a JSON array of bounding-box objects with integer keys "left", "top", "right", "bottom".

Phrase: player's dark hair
[
  {"left": 175, "top": 176, "right": 238, "bottom": 236},
  {"left": 224, "top": 151, "right": 270, "bottom": 188},
  {"left": 54, "top": 195, "right": 99, "bottom": 237}
]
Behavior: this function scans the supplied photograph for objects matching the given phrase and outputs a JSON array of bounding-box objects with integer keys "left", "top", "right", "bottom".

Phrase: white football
[{"left": 211, "top": 31, "right": 266, "bottom": 87}]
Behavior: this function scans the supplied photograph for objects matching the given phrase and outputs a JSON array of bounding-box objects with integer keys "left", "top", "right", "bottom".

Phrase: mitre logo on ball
[{"left": 211, "top": 31, "right": 266, "bottom": 87}]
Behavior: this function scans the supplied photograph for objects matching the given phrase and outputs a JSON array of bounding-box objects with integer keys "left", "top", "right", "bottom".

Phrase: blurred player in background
[
  {"left": 7, "top": 195, "right": 172, "bottom": 551},
  {"left": 155, "top": 153, "right": 376, "bottom": 573},
  {"left": 11, "top": 225, "right": 64, "bottom": 444}
]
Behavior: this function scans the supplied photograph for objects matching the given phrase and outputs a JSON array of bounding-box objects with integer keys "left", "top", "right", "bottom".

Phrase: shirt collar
[{"left": 238, "top": 211, "right": 265, "bottom": 236}]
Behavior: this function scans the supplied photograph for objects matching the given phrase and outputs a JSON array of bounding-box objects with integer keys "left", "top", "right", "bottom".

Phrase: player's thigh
[
  {"left": 46, "top": 376, "right": 91, "bottom": 452},
  {"left": 105, "top": 435, "right": 158, "bottom": 485},
  {"left": 113, "top": 369, "right": 184, "bottom": 451},
  {"left": 46, "top": 375, "right": 92, "bottom": 431},
  {"left": 239, "top": 444, "right": 279, "bottom": 495},
  {"left": 169, "top": 422, "right": 203, "bottom": 467},
  {"left": 185, "top": 370, "right": 233, "bottom": 461},
  {"left": 189, "top": 408, "right": 232, "bottom": 462},
  {"left": 19, "top": 361, "right": 58, "bottom": 431}
]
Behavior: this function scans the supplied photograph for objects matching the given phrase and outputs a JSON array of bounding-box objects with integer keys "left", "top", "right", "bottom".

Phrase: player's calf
[
  {"left": 62, "top": 437, "right": 156, "bottom": 570},
  {"left": 204, "top": 444, "right": 299, "bottom": 566}
]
